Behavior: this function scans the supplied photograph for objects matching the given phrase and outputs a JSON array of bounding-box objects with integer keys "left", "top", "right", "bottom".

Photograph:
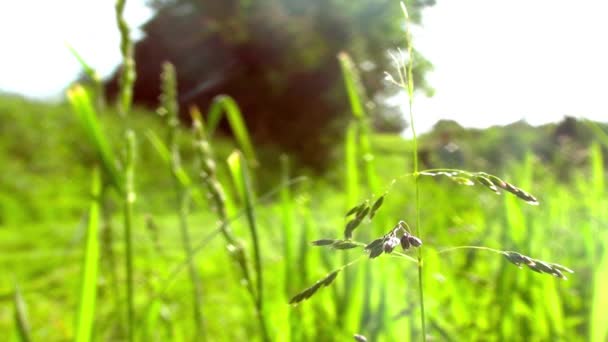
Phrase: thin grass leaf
[
  {"left": 13, "top": 283, "right": 31, "bottom": 342},
  {"left": 338, "top": 52, "right": 365, "bottom": 119},
  {"left": 227, "top": 151, "right": 269, "bottom": 339},
  {"left": 67, "top": 85, "right": 123, "bottom": 194},
  {"left": 207, "top": 95, "right": 257, "bottom": 166},
  {"left": 75, "top": 167, "right": 102, "bottom": 342},
  {"left": 66, "top": 44, "right": 105, "bottom": 110}
]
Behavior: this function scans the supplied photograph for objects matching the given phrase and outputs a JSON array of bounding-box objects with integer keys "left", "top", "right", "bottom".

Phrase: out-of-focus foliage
[
  {"left": 105, "top": 0, "right": 435, "bottom": 169},
  {"left": 418, "top": 116, "right": 608, "bottom": 178}
]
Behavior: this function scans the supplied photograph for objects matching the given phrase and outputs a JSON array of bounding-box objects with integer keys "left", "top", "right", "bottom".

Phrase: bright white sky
[{"left": 0, "top": 1, "right": 606, "bottom": 132}]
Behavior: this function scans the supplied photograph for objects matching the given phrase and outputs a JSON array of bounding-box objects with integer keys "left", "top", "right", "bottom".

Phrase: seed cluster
[
  {"left": 503, "top": 251, "right": 574, "bottom": 279},
  {"left": 419, "top": 170, "right": 539, "bottom": 205},
  {"left": 365, "top": 221, "right": 422, "bottom": 259}
]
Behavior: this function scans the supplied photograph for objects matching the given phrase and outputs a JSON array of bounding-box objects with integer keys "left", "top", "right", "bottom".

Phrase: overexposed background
[{"left": 1, "top": 0, "right": 606, "bottom": 132}]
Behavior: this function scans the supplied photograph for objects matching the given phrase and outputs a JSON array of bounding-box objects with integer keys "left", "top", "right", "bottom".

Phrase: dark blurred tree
[{"left": 105, "top": 0, "right": 435, "bottom": 169}]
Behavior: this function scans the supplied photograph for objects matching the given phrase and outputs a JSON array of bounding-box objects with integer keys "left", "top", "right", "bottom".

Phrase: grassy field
[{"left": 1, "top": 89, "right": 607, "bottom": 341}]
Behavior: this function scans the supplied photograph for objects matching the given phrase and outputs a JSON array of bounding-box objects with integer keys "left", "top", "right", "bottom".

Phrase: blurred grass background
[{"left": 0, "top": 92, "right": 606, "bottom": 341}]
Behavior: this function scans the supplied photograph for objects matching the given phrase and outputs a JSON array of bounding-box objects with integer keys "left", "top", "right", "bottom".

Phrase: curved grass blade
[
  {"left": 13, "top": 283, "right": 32, "bottom": 342},
  {"left": 75, "top": 167, "right": 102, "bottom": 342},
  {"left": 227, "top": 150, "right": 269, "bottom": 340},
  {"left": 207, "top": 95, "right": 257, "bottom": 165},
  {"left": 67, "top": 85, "right": 124, "bottom": 195}
]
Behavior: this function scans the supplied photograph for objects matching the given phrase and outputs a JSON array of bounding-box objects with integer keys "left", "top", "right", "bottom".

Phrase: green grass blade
[
  {"left": 66, "top": 44, "right": 105, "bottom": 110},
  {"left": 145, "top": 130, "right": 206, "bottom": 208},
  {"left": 591, "top": 234, "right": 608, "bottom": 342},
  {"left": 338, "top": 52, "right": 365, "bottom": 119},
  {"left": 206, "top": 95, "right": 257, "bottom": 166},
  {"left": 75, "top": 167, "right": 102, "bottom": 342},
  {"left": 67, "top": 85, "right": 123, "bottom": 195},
  {"left": 227, "top": 150, "right": 269, "bottom": 341},
  {"left": 13, "top": 283, "right": 32, "bottom": 342}
]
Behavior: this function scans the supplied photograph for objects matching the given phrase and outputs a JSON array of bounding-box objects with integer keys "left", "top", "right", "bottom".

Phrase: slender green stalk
[
  {"left": 177, "top": 191, "right": 205, "bottom": 338},
  {"left": 400, "top": 2, "right": 425, "bottom": 340},
  {"left": 191, "top": 108, "right": 268, "bottom": 340},
  {"left": 114, "top": 2, "right": 138, "bottom": 339},
  {"left": 160, "top": 62, "right": 205, "bottom": 338},
  {"left": 438, "top": 246, "right": 504, "bottom": 255},
  {"left": 115, "top": 0, "right": 136, "bottom": 117},
  {"left": 227, "top": 151, "right": 270, "bottom": 341},
  {"left": 123, "top": 130, "right": 136, "bottom": 342}
]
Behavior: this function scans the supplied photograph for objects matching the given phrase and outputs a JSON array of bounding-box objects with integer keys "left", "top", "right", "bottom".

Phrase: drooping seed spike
[
  {"left": 383, "top": 236, "right": 400, "bottom": 254},
  {"left": 312, "top": 239, "right": 337, "bottom": 246},
  {"left": 332, "top": 240, "right": 361, "bottom": 250},
  {"left": 475, "top": 175, "right": 500, "bottom": 194},
  {"left": 551, "top": 268, "right": 566, "bottom": 279},
  {"left": 344, "top": 218, "right": 362, "bottom": 239},
  {"left": 526, "top": 263, "right": 543, "bottom": 274},
  {"left": 368, "top": 245, "right": 384, "bottom": 259},
  {"left": 503, "top": 182, "right": 539, "bottom": 205},
  {"left": 400, "top": 235, "right": 411, "bottom": 250},
  {"left": 321, "top": 270, "right": 340, "bottom": 286},
  {"left": 365, "top": 238, "right": 384, "bottom": 251},
  {"left": 289, "top": 270, "right": 341, "bottom": 304},
  {"left": 356, "top": 206, "right": 370, "bottom": 220},
  {"left": 345, "top": 203, "right": 364, "bottom": 217},
  {"left": 532, "top": 260, "right": 554, "bottom": 274},
  {"left": 407, "top": 235, "right": 423, "bottom": 247},
  {"left": 451, "top": 176, "right": 475, "bottom": 186},
  {"left": 369, "top": 195, "right": 385, "bottom": 219},
  {"left": 398, "top": 220, "right": 410, "bottom": 233},
  {"left": 504, "top": 251, "right": 526, "bottom": 266},
  {"left": 550, "top": 263, "right": 574, "bottom": 274},
  {"left": 484, "top": 173, "right": 508, "bottom": 189}
]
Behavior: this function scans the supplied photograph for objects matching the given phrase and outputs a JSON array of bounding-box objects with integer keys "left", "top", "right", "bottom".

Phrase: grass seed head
[
  {"left": 383, "top": 236, "right": 400, "bottom": 253},
  {"left": 407, "top": 235, "right": 423, "bottom": 247},
  {"left": 312, "top": 239, "right": 337, "bottom": 246}
]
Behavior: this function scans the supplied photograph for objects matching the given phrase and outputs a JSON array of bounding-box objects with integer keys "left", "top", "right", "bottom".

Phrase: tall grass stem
[
  {"left": 400, "top": 2, "right": 425, "bottom": 339},
  {"left": 123, "top": 130, "right": 136, "bottom": 342}
]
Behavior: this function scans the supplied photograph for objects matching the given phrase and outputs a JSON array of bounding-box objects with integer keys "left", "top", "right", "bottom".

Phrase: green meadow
[{"left": 1, "top": 90, "right": 607, "bottom": 341}]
